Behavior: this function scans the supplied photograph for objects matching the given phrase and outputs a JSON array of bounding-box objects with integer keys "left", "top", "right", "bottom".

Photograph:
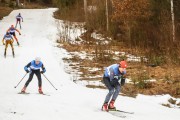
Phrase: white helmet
[{"left": 35, "top": 57, "right": 41, "bottom": 62}]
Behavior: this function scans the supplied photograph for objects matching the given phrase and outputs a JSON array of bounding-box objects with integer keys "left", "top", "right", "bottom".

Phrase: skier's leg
[
  {"left": 15, "top": 20, "right": 18, "bottom": 28},
  {"left": 108, "top": 84, "right": 120, "bottom": 109},
  {"left": 111, "top": 84, "right": 121, "bottom": 101},
  {"left": 106, "top": 84, "right": 121, "bottom": 109},
  {"left": 19, "top": 21, "right": 21, "bottom": 29},
  {"left": 10, "top": 42, "right": 15, "bottom": 57},
  {"left": 35, "top": 71, "right": 42, "bottom": 88},
  {"left": 25, "top": 72, "right": 34, "bottom": 87},
  {"left": 4, "top": 41, "right": 8, "bottom": 57},
  {"left": 13, "top": 33, "right": 19, "bottom": 46},
  {"left": 103, "top": 77, "right": 115, "bottom": 104},
  {"left": 12, "top": 33, "right": 17, "bottom": 42},
  {"left": 35, "top": 71, "right": 43, "bottom": 94}
]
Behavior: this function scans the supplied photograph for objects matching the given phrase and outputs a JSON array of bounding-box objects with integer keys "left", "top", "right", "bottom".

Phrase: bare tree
[
  {"left": 16, "top": 0, "right": 19, "bottom": 7},
  {"left": 106, "top": 0, "right": 109, "bottom": 31},
  {"left": 84, "top": 0, "right": 87, "bottom": 22},
  {"left": 171, "top": 0, "right": 176, "bottom": 42}
]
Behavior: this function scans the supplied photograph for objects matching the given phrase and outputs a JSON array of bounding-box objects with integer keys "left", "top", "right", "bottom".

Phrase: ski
[
  {"left": 109, "top": 109, "right": 134, "bottom": 114},
  {"left": 18, "top": 92, "right": 30, "bottom": 95},
  {"left": 18, "top": 92, "right": 50, "bottom": 96},
  {"left": 108, "top": 112, "right": 126, "bottom": 118},
  {"left": 101, "top": 109, "right": 127, "bottom": 118},
  {"left": 39, "top": 93, "right": 50, "bottom": 96}
]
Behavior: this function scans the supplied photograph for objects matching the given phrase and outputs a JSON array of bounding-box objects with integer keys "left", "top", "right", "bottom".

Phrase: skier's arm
[
  {"left": 2, "top": 37, "right": 5, "bottom": 45},
  {"left": 120, "top": 70, "right": 127, "bottom": 86},
  {"left": 21, "top": 16, "right": 23, "bottom": 22},
  {"left": 6, "top": 28, "right": 10, "bottom": 33},
  {"left": 24, "top": 62, "right": 31, "bottom": 72},
  {"left": 41, "top": 64, "right": 46, "bottom": 73},
  {"left": 109, "top": 68, "right": 115, "bottom": 81},
  {"left": 15, "top": 29, "right": 21, "bottom": 35}
]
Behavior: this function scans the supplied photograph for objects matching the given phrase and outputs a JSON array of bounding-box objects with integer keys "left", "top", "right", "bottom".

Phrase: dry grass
[
  {"left": 0, "top": 6, "right": 13, "bottom": 20},
  {"left": 57, "top": 27, "right": 180, "bottom": 98},
  {"left": 23, "top": 2, "right": 47, "bottom": 9},
  {"left": 54, "top": 3, "right": 84, "bottom": 22}
]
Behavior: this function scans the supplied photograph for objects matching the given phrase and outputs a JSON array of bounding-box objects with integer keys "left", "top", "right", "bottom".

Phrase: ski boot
[
  {"left": 108, "top": 100, "right": 116, "bottom": 110},
  {"left": 4, "top": 51, "right": 6, "bottom": 58},
  {"left": 21, "top": 86, "right": 26, "bottom": 93},
  {"left": 12, "top": 50, "right": 15, "bottom": 58},
  {"left": 38, "top": 87, "right": 43, "bottom": 94},
  {"left": 17, "top": 42, "right": 20, "bottom": 46},
  {"left": 102, "top": 103, "right": 108, "bottom": 112}
]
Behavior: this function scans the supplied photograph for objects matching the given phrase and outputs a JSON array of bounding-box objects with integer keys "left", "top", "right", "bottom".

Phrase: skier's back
[{"left": 15, "top": 13, "right": 23, "bottom": 29}]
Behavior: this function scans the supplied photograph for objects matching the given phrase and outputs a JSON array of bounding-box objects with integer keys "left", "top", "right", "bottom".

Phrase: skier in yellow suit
[{"left": 2, "top": 32, "right": 15, "bottom": 58}]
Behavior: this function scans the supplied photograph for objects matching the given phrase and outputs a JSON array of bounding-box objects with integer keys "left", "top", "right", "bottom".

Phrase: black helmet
[{"left": 6, "top": 32, "right": 10, "bottom": 35}]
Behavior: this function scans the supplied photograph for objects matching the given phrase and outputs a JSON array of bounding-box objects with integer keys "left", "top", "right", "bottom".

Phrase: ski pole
[
  {"left": 42, "top": 74, "right": 58, "bottom": 90},
  {"left": 14, "top": 73, "right": 28, "bottom": 88}
]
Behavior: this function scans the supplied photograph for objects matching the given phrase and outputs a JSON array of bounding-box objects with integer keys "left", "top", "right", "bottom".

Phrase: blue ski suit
[
  {"left": 103, "top": 64, "right": 126, "bottom": 103},
  {"left": 24, "top": 60, "right": 46, "bottom": 88}
]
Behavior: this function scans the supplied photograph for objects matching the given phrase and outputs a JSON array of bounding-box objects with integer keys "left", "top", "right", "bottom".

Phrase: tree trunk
[
  {"left": 16, "top": 0, "right": 19, "bottom": 7},
  {"left": 84, "top": 0, "right": 87, "bottom": 22},
  {"left": 106, "top": 0, "right": 109, "bottom": 31},
  {"left": 171, "top": 0, "right": 175, "bottom": 42}
]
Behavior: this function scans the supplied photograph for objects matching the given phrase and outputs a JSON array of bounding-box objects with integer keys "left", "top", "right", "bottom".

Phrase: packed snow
[{"left": 0, "top": 8, "right": 180, "bottom": 120}]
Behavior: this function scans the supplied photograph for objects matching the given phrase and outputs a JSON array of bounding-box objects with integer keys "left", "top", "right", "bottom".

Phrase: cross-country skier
[
  {"left": 7, "top": 25, "right": 21, "bottom": 46},
  {"left": 15, "top": 13, "right": 23, "bottom": 29},
  {"left": 2, "top": 32, "right": 15, "bottom": 58},
  {"left": 21, "top": 57, "right": 46, "bottom": 94},
  {"left": 102, "top": 60, "right": 127, "bottom": 112}
]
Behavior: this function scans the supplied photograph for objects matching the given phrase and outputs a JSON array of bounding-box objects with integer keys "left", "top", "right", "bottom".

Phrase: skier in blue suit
[
  {"left": 21, "top": 57, "right": 46, "bottom": 94},
  {"left": 102, "top": 60, "right": 127, "bottom": 111}
]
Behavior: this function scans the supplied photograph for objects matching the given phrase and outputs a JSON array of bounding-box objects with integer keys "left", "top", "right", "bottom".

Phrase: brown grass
[
  {"left": 22, "top": 2, "right": 47, "bottom": 9},
  {"left": 0, "top": 6, "right": 13, "bottom": 20},
  {"left": 54, "top": 3, "right": 84, "bottom": 22},
  {"left": 57, "top": 27, "right": 180, "bottom": 98}
]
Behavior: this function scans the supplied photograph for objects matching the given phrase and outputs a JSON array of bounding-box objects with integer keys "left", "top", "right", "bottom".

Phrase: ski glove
[
  {"left": 110, "top": 76, "right": 121, "bottom": 86},
  {"left": 114, "top": 75, "right": 121, "bottom": 81},
  {"left": 120, "top": 78, "right": 126, "bottom": 86},
  {"left": 25, "top": 70, "right": 29, "bottom": 73},
  {"left": 41, "top": 69, "right": 46, "bottom": 74}
]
